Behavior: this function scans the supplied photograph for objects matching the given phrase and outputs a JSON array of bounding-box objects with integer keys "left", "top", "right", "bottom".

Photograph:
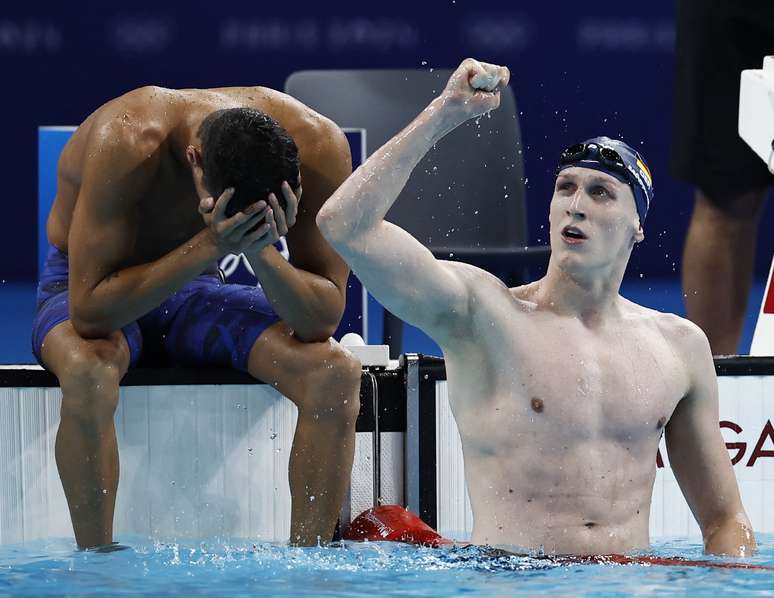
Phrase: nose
[{"left": 566, "top": 189, "right": 587, "bottom": 219}]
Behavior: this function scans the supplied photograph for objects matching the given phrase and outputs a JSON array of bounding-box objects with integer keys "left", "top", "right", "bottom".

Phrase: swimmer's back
[
  {"left": 48, "top": 86, "right": 173, "bottom": 251},
  {"left": 47, "top": 85, "right": 335, "bottom": 256}
]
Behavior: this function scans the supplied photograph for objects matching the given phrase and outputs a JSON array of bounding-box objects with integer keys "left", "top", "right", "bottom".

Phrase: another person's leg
[
  {"left": 671, "top": 2, "right": 774, "bottom": 354},
  {"left": 682, "top": 188, "right": 768, "bottom": 354},
  {"left": 39, "top": 322, "right": 132, "bottom": 548}
]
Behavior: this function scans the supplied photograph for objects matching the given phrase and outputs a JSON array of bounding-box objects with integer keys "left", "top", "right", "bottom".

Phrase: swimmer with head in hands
[{"left": 34, "top": 84, "right": 360, "bottom": 548}]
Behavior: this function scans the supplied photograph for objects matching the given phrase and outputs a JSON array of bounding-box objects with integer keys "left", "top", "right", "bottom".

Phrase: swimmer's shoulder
[
  {"left": 59, "top": 86, "right": 171, "bottom": 184},
  {"left": 437, "top": 261, "right": 537, "bottom": 313},
  {"left": 73, "top": 86, "right": 173, "bottom": 162},
  {"left": 85, "top": 86, "right": 180, "bottom": 172},
  {"left": 210, "top": 85, "right": 349, "bottom": 164},
  {"left": 659, "top": 312, "right": 713, "bottom": 361},
  {"left": 622, "top": 299, "right": 712, "bottom": 360},
  {"left": 273, "top": 93, "right": 351, "bottom": 171}
]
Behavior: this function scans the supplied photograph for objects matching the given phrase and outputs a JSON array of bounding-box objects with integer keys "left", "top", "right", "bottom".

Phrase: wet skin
[
  {"left": 41, "top": 85, "right": 361, "bottom": 548},
  {"left": 317, "top": 58, "right": 755, "bottom": 556}
]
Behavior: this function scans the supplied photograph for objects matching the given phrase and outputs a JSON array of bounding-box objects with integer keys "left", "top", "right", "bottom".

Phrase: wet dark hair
[{"left": 198, "top": 107, "right": 300, "bottom": 218}]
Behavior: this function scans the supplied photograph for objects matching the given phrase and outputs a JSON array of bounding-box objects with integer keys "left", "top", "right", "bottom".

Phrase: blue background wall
[{"left": 1, "top": 1, "right": 772, "bottom": 359}]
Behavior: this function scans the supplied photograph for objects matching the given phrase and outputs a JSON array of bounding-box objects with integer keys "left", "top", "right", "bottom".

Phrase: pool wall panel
[{"left": 0, "top": 383, "right": 400, "bottom": 545}]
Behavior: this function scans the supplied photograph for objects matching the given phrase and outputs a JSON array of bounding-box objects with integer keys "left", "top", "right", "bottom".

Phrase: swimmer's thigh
[
  {"left": 146, "top": 276, "right": 358, "bottom": 400},
  {"left": 32, "top": 287, "right": 141, "bottom": 383},
  {"left": 146, "top": 277, "right": 280, "bottom": 371}
]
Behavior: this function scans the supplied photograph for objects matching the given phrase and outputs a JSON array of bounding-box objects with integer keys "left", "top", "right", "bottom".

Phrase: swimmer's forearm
[
  {"left": 71, "top": 229, "right": 221, "bottom": 337},
  {"left": 317, "top": 98, "right": 454, "bottom": 241},
  {"left": 703, "top": 516, "right": 757, "bottom": 557},
  {"left": 246, "top": 245, "right": 344, "bottom": 342}
]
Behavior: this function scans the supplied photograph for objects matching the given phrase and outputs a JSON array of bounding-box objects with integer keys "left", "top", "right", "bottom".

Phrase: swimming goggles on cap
[{"left": 555, "top": 142, "right": 629, "bottom": 180}]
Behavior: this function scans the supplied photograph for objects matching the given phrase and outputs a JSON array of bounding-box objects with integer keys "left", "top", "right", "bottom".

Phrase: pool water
[{"left": 2, "top": 535, "right": 773, "bottom": 597}]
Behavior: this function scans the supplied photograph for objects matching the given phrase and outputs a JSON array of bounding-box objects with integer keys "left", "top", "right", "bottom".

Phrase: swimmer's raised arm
[
  {"left": 68, "top": 121, "right": 270, "bottom": 338},
  {"left": 665, "top": 320, "right": 756, "bottom": 557},
  {"left": 317, "top": 59, "right": 509, "bottom": 336}
]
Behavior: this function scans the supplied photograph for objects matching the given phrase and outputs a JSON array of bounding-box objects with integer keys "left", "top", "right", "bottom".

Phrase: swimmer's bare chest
[
  {"left": 438, "top": 297, "right": 689, "bottom": 547},
  {"left": 446, "top": 303, "right": 687, "bottom": 440}
]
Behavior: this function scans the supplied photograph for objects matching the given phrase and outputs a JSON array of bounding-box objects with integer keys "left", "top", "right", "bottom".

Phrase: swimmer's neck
[
  {"left": 533, "top": 260, "right": 626, "bottom": 324},
  {"left": 169, "top": 104, "right": 215, "bottom": 166}
]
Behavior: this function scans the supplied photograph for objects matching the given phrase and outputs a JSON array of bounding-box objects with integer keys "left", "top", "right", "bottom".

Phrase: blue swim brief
[{"left": 31, "top": 244, "right": 280, "bottom": 372}]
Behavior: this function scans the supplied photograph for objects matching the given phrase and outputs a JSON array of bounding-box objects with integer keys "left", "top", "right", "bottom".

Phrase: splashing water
[{"left": 1, "top": 535, "right": 773, "bottom": 597}]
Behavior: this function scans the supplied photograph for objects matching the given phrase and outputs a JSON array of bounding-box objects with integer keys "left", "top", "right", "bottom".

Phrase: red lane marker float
[
  {"left": 558, "top": 553, "right": 774, "bottom": 571},
  {"left": 344, "top": 506, "right": 774, "bottom": 571}
]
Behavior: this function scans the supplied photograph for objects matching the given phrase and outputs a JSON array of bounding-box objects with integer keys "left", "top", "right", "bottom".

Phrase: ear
[
  {"left": 634, "top": 221, "right": 645, "bottom": 244},
  {"left": 186, "top": 145, "right": 201, "bottom": 167}
]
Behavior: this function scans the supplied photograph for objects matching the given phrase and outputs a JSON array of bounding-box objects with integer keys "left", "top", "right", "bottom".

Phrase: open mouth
[{"left": 561, "top": 225, "right": 588, "bottom": 242}]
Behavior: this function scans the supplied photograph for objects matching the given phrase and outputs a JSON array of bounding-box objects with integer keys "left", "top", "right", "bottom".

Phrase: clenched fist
[{"left": 437, "top": 58, "right": 510, "bottom": 125}]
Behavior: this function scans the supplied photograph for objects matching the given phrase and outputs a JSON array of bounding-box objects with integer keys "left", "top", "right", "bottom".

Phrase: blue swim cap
[{"left": 556, "top": 136, "right": 654, "bottom": 223}]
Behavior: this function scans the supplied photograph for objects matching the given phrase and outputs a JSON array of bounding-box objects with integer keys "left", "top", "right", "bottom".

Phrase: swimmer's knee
[
  {"left": 309, "top": 342, "right": 362, "bottom": 389},
  {"left": 299, "top": 343, "right": 362, "bottom": 421},
  {"left": 57, "top": 345, "right": 123, "bottom": 420}
]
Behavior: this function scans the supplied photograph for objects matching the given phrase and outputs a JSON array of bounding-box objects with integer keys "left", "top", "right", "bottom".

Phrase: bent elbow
[
  {"left": 316, "top": 208, "right": 342, "bottom": 243},
  {"left": 70, "top": 308, "right": 114, "bottom": 340},
  {"left": 71, "top": 319, "right": 106, "bottom": 339},
  {"left": 293, "top": 325, "right": 337, "bottom": 344},
  {"left": 293, "top": 310, "right": 342, "bottom": 344},
  {"left": 702, "top": 513, "right": 756, "bottom": 556},
  {"left": 317, "top": 211, "right": 370, "bottom": 259}
]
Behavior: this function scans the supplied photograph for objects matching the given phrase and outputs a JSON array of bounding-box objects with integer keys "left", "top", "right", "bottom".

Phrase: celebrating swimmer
[
  {"left": 315, "top": 59, "right": 756, "bottom": 556},
  {"left": 33, "top": 86, "right": 360, "bottom": 548}
]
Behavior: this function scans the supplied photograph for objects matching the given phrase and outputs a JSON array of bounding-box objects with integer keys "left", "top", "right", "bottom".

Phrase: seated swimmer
[
  {"left": 314, "top": 59, "right": 756, "bottom": 556},
  {"left": 32, "top": 87, "right": 361, "bottom": 548}
]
